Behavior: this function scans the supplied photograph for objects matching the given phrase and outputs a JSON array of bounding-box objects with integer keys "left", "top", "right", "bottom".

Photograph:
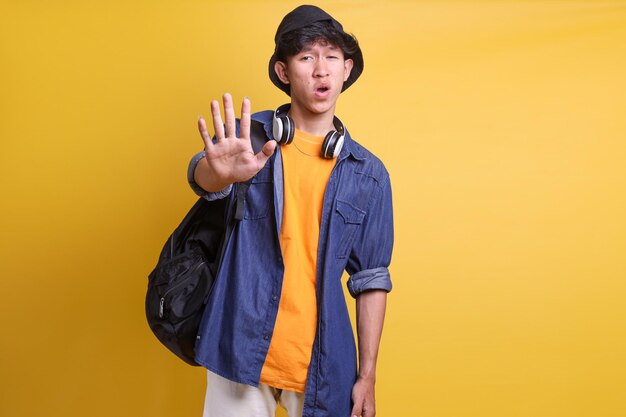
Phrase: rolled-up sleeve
[
  {"left": 345, "top": 174, "right": 394, "bottom": 298},
  {"left": 187, "top": 150, "right": 233, "bottom": 201}
]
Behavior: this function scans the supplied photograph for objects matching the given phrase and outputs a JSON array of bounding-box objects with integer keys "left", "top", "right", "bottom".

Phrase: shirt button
[
  {"left": 272, "top": 295, "right": 278, "bottom": 301},
  {"left": 264, "top": 335, "right": 269, "bottom": 340}
]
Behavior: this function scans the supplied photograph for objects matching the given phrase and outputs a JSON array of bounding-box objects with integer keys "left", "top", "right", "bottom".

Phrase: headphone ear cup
[
  {"left": 272, "top": 114, "right": 284, "bottom": 144},
  {"left": 273, "top": 115, "right": 295, "bottom": 145},
  {"left": 322, "top": 130, "right": 345, "bottom": 159},
  {"left": 332, "top": 134, "right": 344, "bottom": 158},
  {"left": 322, "top": 131, "right": 340, "bottom": 159},
  {"left": 282, "top": 116, "right": 295, "bottom": 144}
]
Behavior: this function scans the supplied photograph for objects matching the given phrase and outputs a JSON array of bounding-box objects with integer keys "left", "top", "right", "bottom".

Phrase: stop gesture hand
[{"left": 196, "top": 93, "right": 276, "bottom": 191}]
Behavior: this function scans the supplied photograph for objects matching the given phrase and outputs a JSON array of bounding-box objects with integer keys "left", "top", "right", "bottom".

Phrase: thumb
[
  {"left": 256, "top": 140, "right": 277, "bottom": 166},
  {"left": 351, "top": 401, "right": 362, "bottom": 417}
]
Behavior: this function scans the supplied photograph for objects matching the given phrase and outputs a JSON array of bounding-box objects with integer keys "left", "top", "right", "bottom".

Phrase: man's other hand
[{"left": 351, "top": 376, "right": 376, "bottom": 417}]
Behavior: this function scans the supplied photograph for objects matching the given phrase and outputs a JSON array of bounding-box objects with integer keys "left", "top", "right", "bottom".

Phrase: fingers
[
  {"left": 351, "top": 402, "right": 362, "bottom": 417},
  {"left": 240, "top": 96, "right": 251, "bottom": 140},
  {"left": 197, "top": 116, "right": 213, "bottom": 149},
  {"left": 208, "top": 93, "right": 250, "bottom": 142},
  {"left": 356, "top": 398, "right": 375, "bottom": 417},
  {"left": 210, "top": 99, "right": 225, "bottom": 140},
  {"left": 223, "top": 93, "right": 236, "bottom": 138}
]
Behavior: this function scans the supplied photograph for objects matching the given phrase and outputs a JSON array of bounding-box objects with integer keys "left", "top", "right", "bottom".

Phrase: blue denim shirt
[{"left": 187, "top": 110, "right": 394, "bottom": 417}]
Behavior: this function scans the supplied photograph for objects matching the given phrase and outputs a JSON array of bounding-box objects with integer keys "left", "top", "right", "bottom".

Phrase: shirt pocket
[
  {"left": 244, "top": 165, "right": 272, "bottom": 220},
  {"left": 335, "top": 199, "right": 367, "bottom": 259}
]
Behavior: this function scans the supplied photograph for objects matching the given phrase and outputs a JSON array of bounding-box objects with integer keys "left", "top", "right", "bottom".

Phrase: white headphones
[{"left": 272, "top": 104, "right": 345, "bottom": 159}]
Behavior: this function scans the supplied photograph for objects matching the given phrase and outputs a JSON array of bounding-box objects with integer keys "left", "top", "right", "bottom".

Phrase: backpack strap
[
  {"left": 234, "top": 182, "right": 249, "bottom": 221},
  {"left": 209, "top": 119, "right": 267, "bottom": 287}
]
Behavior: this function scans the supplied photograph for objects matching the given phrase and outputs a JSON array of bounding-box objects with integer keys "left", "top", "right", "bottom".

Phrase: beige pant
[{"left": 203, "top": 370, "right": 305, "bottom": 417}]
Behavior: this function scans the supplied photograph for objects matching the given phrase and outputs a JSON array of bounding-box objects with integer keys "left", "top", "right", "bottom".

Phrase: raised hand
[{"left": 195, "top": 93, "right": 276, "bottom": 192}]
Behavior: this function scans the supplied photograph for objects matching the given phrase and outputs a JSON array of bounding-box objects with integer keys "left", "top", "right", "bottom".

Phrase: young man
[{"left": 187, "top": 5, "right": 393, "bottom": 417}]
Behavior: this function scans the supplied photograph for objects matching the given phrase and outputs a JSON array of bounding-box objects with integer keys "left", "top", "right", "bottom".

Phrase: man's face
[{"left": 275, "top": 41, "right": 354, "bottom": 116}]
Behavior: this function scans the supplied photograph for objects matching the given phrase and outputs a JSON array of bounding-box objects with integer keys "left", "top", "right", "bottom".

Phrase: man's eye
[{"left": 300, "top": 56, "right": 313, "bottom": 61}]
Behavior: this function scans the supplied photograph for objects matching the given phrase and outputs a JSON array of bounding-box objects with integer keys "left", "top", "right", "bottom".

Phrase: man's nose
[{"left": 313, "top": 59, "right": 329, "bottom": 77}]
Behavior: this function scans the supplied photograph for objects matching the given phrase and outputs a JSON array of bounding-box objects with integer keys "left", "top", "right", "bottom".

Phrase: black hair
[{"left": 275, "top": 20, "right": 360, "bottom": 62}]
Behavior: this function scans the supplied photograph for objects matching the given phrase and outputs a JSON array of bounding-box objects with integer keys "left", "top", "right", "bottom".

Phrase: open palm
[{"left": 197, "top": 93, "right": 276, "bottom": 188}]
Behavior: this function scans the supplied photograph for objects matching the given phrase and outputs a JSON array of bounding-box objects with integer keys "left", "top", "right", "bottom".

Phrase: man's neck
[{"left": 287, "top": 102, "right": 336, "bottom": 137}]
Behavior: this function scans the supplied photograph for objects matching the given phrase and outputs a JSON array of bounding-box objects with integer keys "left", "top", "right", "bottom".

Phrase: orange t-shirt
[{"left": 259, "top": 129, "right": 337, "bottom": 392}]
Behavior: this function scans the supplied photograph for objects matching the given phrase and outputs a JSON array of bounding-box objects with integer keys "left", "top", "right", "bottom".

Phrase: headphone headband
[
  {"left": 273, "top": 104, "right": 345, "bottom": 158},
  {"left": 274, "top": 104, "right": 345, "bottom": 135}
]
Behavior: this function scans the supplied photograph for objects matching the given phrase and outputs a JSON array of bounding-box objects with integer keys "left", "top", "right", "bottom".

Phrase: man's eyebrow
[{"left": 299, "top": 43, "right": 339, "bottom": 53}]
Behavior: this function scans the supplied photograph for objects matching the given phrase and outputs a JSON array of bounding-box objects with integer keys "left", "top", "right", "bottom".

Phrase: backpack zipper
[{"left": 159, "top": 260, "right": 207, "bottom": 318}]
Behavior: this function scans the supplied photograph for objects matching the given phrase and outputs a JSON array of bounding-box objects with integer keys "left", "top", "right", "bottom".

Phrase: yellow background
[{"left": 1, "top": 1, "right": 625, "bottom": 416}]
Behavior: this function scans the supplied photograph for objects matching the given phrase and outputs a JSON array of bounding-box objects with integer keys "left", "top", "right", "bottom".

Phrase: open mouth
[{"left": 316, "top": 86, "right": 330, "bottom": 94}]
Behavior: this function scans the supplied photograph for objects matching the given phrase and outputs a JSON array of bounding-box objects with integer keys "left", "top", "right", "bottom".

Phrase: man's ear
[
  {"left": 274, "top": 61, "right": 290, "bottom": 85},
  {"left": 343, "top": 59, "right": 354, "bottom": 82}
]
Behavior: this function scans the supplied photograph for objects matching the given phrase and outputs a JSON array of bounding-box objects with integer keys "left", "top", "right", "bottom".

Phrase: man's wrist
[
  {"left": 357, "top": 372, "right": 376, "bottom": 383},
  {"left": 194, "top": 157, "right": 234, "bottom": 192}
]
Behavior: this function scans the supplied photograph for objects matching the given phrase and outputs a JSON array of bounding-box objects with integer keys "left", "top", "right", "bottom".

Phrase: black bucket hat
[{"left": 268, "top": 5, "right": 364, "bottom": 96}]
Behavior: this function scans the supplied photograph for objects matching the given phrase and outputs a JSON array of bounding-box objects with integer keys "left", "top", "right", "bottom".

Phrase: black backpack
[{"left": 145, "top": 120, "right": 268, "bottom": 365}]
